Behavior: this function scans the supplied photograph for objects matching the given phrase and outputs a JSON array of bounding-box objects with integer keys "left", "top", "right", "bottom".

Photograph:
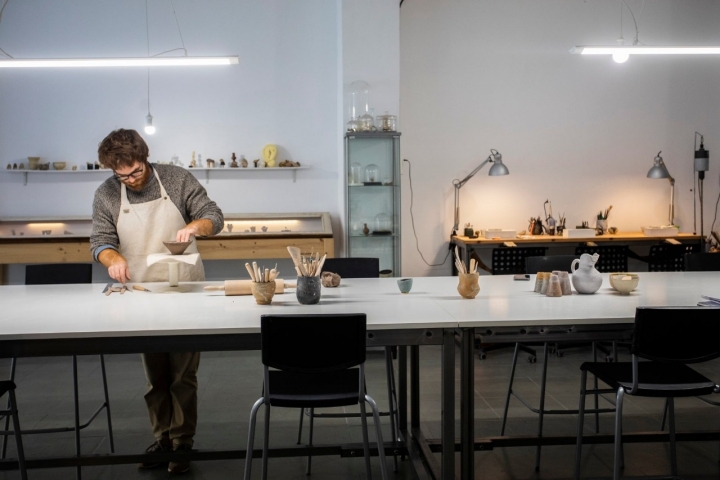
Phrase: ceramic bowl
[
  {"left": 609, "top": 273, "right": 639, "bottom": 295},
  {"left": 162, "top": 240, "right": 192, "bottom": 255},
  {"left": 52, "top": 162, "right": 66, "bottom": 170}
]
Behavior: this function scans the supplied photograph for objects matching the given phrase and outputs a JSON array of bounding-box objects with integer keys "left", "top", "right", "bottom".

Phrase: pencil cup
[
  {"left": 251, "top": 281, "right": 276, "bottom": 305},
  {"left": 457, "top": 272, "right": 480, "bottom": 299},
  {"left": 296, "top": 275, "right": 322, "bottom": 305}
]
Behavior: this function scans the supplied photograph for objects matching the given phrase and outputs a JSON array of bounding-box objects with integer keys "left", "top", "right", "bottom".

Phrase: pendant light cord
[
  {"left": 145, "top": 0, "right": 151, "bottom": 116},
  {"left": 151, "top": 0, "right": 188, "bottom": 57},
  {"left": 0, "top": 0, "right": 13, "bottom": 58},
  {"left": 620, "top": 0, "right": 642, "bottom": 45}
]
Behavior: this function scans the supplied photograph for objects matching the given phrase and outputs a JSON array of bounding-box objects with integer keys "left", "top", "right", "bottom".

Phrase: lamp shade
[
  {"left": 647, "top": 153, "right": 669, "bottom": 179},
  {"left": 489, "top": 161, "right": 509, "bottom": 176}
]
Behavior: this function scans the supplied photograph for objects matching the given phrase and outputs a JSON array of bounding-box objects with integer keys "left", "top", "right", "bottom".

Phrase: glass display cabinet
[{"left": 345, "top": 131, "right": 401, "bottom": 276}]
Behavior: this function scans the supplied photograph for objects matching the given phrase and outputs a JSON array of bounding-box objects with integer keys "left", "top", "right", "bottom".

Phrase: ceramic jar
[
  {"left": 296, "top": 276, "right": 321, "bottom": 305},
  {"left": 251, "top": 281, "right": 276, "bottom": 305},
  {"left": 571, "top": 253, "right": 603, "bottom": 294},
  {"left": 457, "top": 272, "right": 480, "bottom": 299}
]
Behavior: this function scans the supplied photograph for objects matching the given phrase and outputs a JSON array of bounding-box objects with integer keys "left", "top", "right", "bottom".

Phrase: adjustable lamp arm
[{"left": 452, "top": 149, "right": 500, "bottom": 235}]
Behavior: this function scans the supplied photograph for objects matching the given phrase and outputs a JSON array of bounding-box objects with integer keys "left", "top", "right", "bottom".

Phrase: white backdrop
[{"left": 400, "top": 0, "right": 720, "bottom": 276}]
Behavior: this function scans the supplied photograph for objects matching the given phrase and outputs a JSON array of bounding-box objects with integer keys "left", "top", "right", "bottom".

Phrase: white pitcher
[{"left": 571, "top": 253, "right": 602, "bottom": 294}]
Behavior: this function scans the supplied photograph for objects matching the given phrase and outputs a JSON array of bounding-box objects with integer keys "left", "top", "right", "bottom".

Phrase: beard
[{"left": 124, "top": 163, "right": 152, "bottom": 191}]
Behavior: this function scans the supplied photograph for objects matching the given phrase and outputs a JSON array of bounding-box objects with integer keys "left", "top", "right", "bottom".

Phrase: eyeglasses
[{"left": 114, "top": 164, "right": 144, "bottom": 182}]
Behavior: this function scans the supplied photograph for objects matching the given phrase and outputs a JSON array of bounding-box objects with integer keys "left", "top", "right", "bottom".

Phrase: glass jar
[
  {"left": 374, "top": 213, "right": 392, "bottom": 233},
  {"left": 348, "top": 80, "right": 371, "bottom": 123},
  {"left": 376, "top": 112, "right": 397, "bottom": 132},
  {"left": 364, "top": 164, "right": 380, "bottom": 184},
  {"left": 358, "top": 113, "right": 374, "bottom": 132},
  {"left": 346, "top": 119, "right": 359, "bottom": 132},
  {"left": 349, "top": 162, "right": 363, "bottom": 185}
]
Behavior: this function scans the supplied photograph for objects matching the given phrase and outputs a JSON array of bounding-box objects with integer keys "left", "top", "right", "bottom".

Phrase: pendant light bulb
[
  {"left": 612, "top": 52, "right": 630, "bottom": 63},
  {"left": 144, "top": 113, "right": 156, "bottom": 135}
]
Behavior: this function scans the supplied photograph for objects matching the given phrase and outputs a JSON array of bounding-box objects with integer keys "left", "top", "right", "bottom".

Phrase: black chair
[
  {"left": 302, "top": 257, "right": 398, "bottom": 473},
  {"left": 2, "top": 264, "right": 114, "bottom": 479},
  {"left": 575, "top": 245, "right": 629, "bottom": 273},
  {"left": 499, "top": 255, "right": 613, "bottom": 471},
  {"left": 574, "top": 307, "right": 720, "bottom": 480},
  {"left": 320, "top": 257, "right": 380, "bottom": 279},
  {"left": 492, "top": 247, "right": 546, "bottom": 275},
  {"left": 244, "top": 314, "right": 389, "bottom": 480},
  {"left": 525, "top": 255, "right": 578, "bottom": 275},
  {"left": 648, "top": 243, "right": 700, "bottom": 271},
  {"left": 684, "top": 252, "right": 720, "bottom": 271},
  {"left": 0, "top": 381, "right": 28, "bottom": 480}
]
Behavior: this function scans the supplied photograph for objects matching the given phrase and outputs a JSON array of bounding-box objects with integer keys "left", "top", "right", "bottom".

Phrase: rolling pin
[{"left": 204, "top": 279, "right": 295, "bottom": 296}]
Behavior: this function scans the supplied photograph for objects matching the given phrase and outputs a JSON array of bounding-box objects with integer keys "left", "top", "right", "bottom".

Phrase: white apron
[{"left": 117, "top": 169, "right": 205, "bottom": 282}]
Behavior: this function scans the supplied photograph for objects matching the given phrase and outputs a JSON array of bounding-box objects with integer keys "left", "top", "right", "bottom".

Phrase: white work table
[{"left": 1, "top": 272, "right": 719, "bottom": 480}]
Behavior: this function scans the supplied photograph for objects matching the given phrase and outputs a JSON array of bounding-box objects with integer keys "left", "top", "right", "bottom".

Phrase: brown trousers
[{"left": 141, "top": 352, "right": 201, "bottom": 447}]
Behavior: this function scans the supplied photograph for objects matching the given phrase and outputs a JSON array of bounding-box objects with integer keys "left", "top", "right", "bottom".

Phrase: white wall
[
  {"left": 0, "top": 0, "right": 342, "bottom": 282},
  {"left": 400, "top": 0, "right": 720, "bottom": 276}
]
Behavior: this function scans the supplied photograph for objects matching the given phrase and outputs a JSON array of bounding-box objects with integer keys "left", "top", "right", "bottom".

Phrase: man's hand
[
  {"left": 98, "top": 249, "right": 131, "bottom": 284},
  {"left": 176, "top": 219, "right": 213, "bottom": 242}
]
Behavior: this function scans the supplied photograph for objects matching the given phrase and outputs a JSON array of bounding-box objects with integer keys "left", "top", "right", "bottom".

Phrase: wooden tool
[
  {"left": 132, "top": 285, "right": 151, "bottom": 292},
  {"left": 204, "top": 279, "right": 296, "bottom": 296}
]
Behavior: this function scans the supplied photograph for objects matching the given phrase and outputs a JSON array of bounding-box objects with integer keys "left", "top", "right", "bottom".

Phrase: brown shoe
[
  {"left": 168, "top": 443, "right": 192, "bottom": 474},
  {"left": 139, "top": 439, "right": 172, "bottom": 469}
]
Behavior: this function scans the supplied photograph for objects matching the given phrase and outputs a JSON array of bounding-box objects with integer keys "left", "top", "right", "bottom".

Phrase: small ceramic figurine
[
  {"left": 12, "top": 163, "right": 17, "bottom": 169},
  {"left": 241, "top": 156, "right": 248, "bottom": 168},
  {"left": 71, "top": 165, "right": 77, "bottom": 171},
  {"left": 227, "top": 223, "right": 233, "bottom": 233},
  {"left": 250, "top": 226, "right": 256, "bottom": 232},
  {"left": 6, "top": 164, "right": 10, "bottom": 170},
  {"left": 86, "top": 162, "right": 94, "bottom": 170},
  {"left": 206, "top": 159, "right": 215, "bottom": 168},
  {"left": 94, "top": 161, "right": 100, "bottom": 170},
  {"left": 362, "top": 223, "right": 370, "bottom": 235},
  {"left": 261, "top": 226, "right": 268, "bottom": 232},
  {"left": 10, "top": 229, "right": 15, "bottom": 236},
  {"left": 571, "top": 253, "right": 603, "bottom": 294},
  {"left": 191, "top": 151, "right": 196, "bottom": 167},
  {"left": 219, "top": 158, "right": 225, "bottom": 168},
  {"left": 262, "top": 144, "right": 277, "bottom": 167},
  {"left": 253, "top": 159, "right": 260, "bottom": 168},
  {"left": 18, "top": 163, "right": 24, "bottom": 169},
  {"left": 230, "top": 153, "right": 238, "bottom": 168}
]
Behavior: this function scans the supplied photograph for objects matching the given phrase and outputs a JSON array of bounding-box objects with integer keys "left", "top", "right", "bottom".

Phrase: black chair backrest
[
  {"left": 320, "top": 257, "right": 379, "bottom": 278},
  {"left": 261, "top": 314, "right": 367, "bottom": 373},
  {"left": 492, "top": 247, "right": 546, "bottom": 275},
  {"left": 633, "top": 307, "right": 720, "bottom": 363},
  {"left": 25, "top": 263, "right": 92, "bottom": 285},
  {"left": 684, "top": 252, "right": 720, "bottom": 272},
  {"left": 575, "top": 245, "right": 629, "bottom": 273},
  {"left": 526, "top": 255, "right": 578, "bottom": 274},
  {"left": 648, "top": 244, "right": 700, "bottom": 272}
]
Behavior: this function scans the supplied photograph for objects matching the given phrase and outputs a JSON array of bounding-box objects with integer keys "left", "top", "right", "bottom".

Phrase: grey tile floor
[{"left": 2, "top": 344, "right": 720, "bottom": 479}]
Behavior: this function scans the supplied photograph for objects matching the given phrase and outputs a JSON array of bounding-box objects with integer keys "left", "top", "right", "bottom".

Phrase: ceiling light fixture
[
  {"left": 572, "top": 0, "right": 720, "bottom": 62},
  {"left": 0, "top": 0, "right": 238, "bottom": 68}
]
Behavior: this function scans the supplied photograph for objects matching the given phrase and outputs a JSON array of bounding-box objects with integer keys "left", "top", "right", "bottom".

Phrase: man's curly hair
[{"left": 97, "top": 129, "right": 149, "bottom": 170}]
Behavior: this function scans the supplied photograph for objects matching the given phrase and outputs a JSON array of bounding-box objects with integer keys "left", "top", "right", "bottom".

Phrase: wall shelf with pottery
[
  {"left": 185, "top": 166, "right": 310, "bottom": 184},
  {"left": 1, "top": 169, "right": 112, "bottom": 186}
]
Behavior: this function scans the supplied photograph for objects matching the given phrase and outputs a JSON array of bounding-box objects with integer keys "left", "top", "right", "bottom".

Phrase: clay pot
[
  {"left": 251, "top": 281, "right": 276, "bottom": 305},
  {"left": 296, "top": 275, "right": 321, "bottom": 305},
  {"left": 457, "top": 272, "right": 480, "bottom": 299},
  {"left": 163, "top": 240, "right": 192, "bottom": 255}
]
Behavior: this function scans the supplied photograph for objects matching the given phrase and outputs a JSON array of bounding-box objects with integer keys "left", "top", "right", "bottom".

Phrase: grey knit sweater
[{"left": 90, "top": 164, "right": 224, "bottom": 260}]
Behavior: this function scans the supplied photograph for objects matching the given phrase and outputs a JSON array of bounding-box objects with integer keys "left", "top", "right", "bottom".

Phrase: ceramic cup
[
  {"left": 379, "top": 269, "right": 393, "bottom": 278},
  {"left": 540, "top": 273, "right": 551, "bottom": 295},
  {"left": 397, "top": 278, "right": 413, "bottom": 294},
  {"left": 534, "top": 272, "right": 550, "bottom": 293},
  {"left": 27, "top": 157, "right": 40, "bottom": 170},
  {"left": 558, "top": 271, "right": 572, "bottom": 295},
  {"left": 457, "top": 272, "right": 480, "bottom": 299},
  {"left": 546, "top": 274, "right": 562, "bottom": 297},
  {"left": 251, "top": 281, "right": 276, "bottom": 305},
  {"left": 296, "top": 275, "right": 321, "bottom": 305}
]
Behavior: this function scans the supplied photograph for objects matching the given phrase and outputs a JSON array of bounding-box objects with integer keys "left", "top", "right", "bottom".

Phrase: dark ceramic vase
[{"left": 296, "top": 275, "right": 321, "bottom": 305}]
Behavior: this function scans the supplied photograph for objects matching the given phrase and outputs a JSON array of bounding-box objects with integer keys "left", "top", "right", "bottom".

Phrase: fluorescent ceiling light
[
  {"left": 571, "top": 46, "right": 720, "bottom": 55},
  {"left": 0, "top": 56, "right": 239, "bottom": 68}
]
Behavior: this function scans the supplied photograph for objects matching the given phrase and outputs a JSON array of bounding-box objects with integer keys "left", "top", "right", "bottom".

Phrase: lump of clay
[{"left": 321, "top": 271, "right": 341, "bottom": 288}]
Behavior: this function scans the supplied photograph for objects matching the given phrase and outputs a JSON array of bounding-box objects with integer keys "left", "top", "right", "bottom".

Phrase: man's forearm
[
  {"left": 186, "top": 218, "right": 214, "bottom": 237},
  {"left": 98, "top": 248, "right": 126, "bottom": 268}
]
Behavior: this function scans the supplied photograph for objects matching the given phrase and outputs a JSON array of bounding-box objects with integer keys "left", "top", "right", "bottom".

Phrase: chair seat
[
  {"left": 581, "top": 361, "right": 716, "bottom": 397},
  {"left": 0, "top": 381, "right": 16, "bottom": 397},
  {"left": 268, "top": 369, "right": 360, "bottom": 408}
]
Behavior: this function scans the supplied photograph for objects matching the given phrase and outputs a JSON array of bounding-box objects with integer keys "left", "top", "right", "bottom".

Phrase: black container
[{"left": 296, "top": 276, "right": 321, "bottom": 305}]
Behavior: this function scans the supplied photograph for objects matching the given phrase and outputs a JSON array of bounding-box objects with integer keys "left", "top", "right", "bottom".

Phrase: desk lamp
[
  {"left": 646, "top": 151, "right": 675, "bottom": 225},
  {"left": 452, "top": 149, "right": 509, "bottom": 236}
]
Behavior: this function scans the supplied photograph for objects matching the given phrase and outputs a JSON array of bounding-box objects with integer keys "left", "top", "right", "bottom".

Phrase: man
[{"left": 90, "top": 129, "right": 223, "bottom": 474}]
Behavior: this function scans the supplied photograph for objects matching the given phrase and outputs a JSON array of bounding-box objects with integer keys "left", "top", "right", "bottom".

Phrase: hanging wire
[
  {"left": 145, "top": 0, "right": 151, "bottom": 116},
  {"left": 621, "top": 0, "right": 640, "bottom": 45},
  {"left": 0, "top": 0, "right": 14, "bottom": 58},
  {"left": 403, "top": 159, "right": 452, "bottom": 268}
]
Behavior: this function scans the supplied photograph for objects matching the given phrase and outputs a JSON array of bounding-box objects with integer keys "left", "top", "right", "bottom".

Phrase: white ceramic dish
[
  {"left": 609, "top": 273, "right": 640, "bottom": 294},
  {"left": 642, "top": 226, "right": 679, "bottom": 237},
  {"left": 562, "top": 228, "right": 597, "bottom": 238},
  {"left": 482, "top": 229, "right": 517, "bottom": 239}
]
